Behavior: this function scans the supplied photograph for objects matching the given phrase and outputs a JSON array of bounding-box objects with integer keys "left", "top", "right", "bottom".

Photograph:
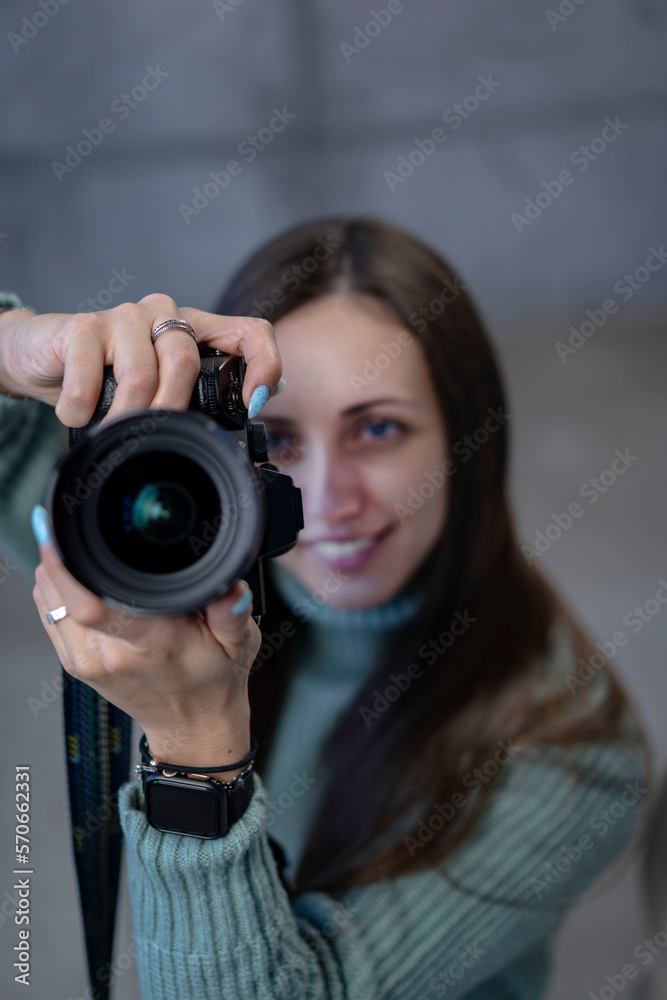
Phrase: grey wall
[
  {"left": 1, "top": 0, "right": 666, "bottom": 338},
  {"left": 1, "top": 2, "right": 666, "bottom": 998}
]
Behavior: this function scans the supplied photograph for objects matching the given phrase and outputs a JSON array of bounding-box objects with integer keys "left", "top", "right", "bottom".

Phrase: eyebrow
[{"left": 263, "top": 398, "right": 419, "bottom": 423}]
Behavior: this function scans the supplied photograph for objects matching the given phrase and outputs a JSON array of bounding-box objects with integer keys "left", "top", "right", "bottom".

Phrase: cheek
[{"left": 379, "top": 436, "right": 447, "bottom": 512}]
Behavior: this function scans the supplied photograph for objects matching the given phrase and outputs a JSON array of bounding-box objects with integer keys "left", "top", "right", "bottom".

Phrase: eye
[
  {"left": 266, "top": 431, "right": 286, "bottom": 451},
  {"left": 263, "top": 429, "right": 302, "bottom": 463},
  {"left": 359, "top": 419, "right": 404, "bottom": 442}
]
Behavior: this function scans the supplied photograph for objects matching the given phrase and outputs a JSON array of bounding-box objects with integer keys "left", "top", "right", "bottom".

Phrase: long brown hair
[{"left": 215, "top": 216, "right": 651, "bottom": 895}]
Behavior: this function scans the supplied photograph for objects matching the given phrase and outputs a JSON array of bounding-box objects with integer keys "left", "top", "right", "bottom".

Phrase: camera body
[{"left": 46, "top": 350, "right": 303, "bottom": 617}]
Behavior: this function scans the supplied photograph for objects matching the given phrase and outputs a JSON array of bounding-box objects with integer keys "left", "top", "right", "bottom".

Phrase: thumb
[{"left": 204, "top": 579, "right": 259, "bottom": 668}]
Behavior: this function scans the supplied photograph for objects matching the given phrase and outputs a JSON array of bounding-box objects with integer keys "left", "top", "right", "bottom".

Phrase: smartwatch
[{"left": 135, "top": 733, "right": 259, "bottom": 839}]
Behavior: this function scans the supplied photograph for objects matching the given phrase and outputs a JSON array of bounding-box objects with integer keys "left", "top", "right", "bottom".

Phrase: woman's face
[{"left": 257, "top": 293, "right": 448, "bottom": 609}]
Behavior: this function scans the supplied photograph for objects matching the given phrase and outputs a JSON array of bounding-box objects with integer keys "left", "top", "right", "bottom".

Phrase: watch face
[{"left": 145, "top": 774, "right": 227, "bottom": 838}]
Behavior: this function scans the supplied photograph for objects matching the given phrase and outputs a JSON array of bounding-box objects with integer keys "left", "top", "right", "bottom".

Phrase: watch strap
[
  {"left": 139, "top": 731, "right": 259, "bottom": 774},
  {"left": 137, "top": 733, "right": 259, "bottom": 836},
  {"left": 226, "top": 766, "right": 255, "bottom": 826}
]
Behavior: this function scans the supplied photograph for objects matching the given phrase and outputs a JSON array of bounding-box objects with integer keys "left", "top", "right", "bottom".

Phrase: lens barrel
[{"left": 47, "top": 409, "right": 265, "bottom": 615}]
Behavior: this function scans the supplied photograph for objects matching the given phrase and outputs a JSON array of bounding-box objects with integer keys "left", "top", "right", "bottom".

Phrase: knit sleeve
[
  {"left": 0, "top": 292, "right": 69, "bottom": 577},
  {"left": 117, "top": 731, "right": 648, "bottom": 1000}
]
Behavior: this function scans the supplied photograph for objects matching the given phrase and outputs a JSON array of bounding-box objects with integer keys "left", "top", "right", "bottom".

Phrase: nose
[{"left": 300, "top": 443, "right": 366, "bottom": 527}]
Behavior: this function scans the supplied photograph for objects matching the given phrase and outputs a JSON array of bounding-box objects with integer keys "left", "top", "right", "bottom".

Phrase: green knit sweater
[{"left": 0, "top": 292, "right": 649, "bottom": 999}]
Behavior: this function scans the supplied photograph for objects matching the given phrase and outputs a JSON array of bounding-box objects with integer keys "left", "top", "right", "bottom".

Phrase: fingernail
[
  {"left": 274, "top": 377, "right": 288, "bottom": 397},
  {"left": 31, "top": 505, "right": 51, "bottom": 547},
  {"left": 231, "top": 585, "right": 253, "bottom": 616},
  {"left": 248, "top": 384, "right": 270, "bottom": 420}
]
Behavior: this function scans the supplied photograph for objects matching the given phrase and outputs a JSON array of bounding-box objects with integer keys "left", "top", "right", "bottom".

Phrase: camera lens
[
  {"left": 127, "top": 483, "right": 194, "bottom": 542},
  {"left": 98, "top": 452, "right": 220, "bottom": 573},
  {"left": 47, "top": 410, "right": 265, "bottom": 615}
]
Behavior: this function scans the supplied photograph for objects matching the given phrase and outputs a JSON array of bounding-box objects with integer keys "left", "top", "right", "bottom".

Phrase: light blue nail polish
[
  {"left": 248, "top": 384, "right": 270, "bottom": 420},
  {"left": 31, "top": 505, "right": 51, "bottom": 547},
  {"left": 231, "top": 587, "right": 253, "bottom": 615},
  {"left": 274, "top": 377, "right": 288, "bottom": 397}
]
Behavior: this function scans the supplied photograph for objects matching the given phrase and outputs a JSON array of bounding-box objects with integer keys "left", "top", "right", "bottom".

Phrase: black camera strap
[{"left": 62, "top": 667, "right": 132, "bottom": 1000}]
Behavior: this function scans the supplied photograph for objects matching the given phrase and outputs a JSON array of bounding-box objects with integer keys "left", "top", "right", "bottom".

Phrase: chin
[
  {"left": 320, "top": 577, "right": 398, "bottom": 610},
  {"left": 282, "top": 547, "right": 407, "bottom": 610}
]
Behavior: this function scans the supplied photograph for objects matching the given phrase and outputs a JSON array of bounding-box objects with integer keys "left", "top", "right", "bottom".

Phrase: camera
[{"left": 45, "top": 349, "right": 303, "bottom": 617}]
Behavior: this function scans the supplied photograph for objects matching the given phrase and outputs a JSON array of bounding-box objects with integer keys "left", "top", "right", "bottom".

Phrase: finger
[
  {"left": 33, "top": 569, "right": 71, "bottom": 667},
  {"left": 31, "top": 504, "right": 139, "bottom": 636},
  {"left": 203, "top": 580, "right": 260, "bottom": 668},
  {"left": 149, "top": 326, "right": 201, "bottom": 411},
  {"left": 178, "top": 308, "right": 282, "bottom": 414},
  {"left": 101, "top": 302, "right": 159, "bottom": 424},
  {"left": 55, "top": 327, "right": 106, "bottom": 427},
  {"left": 32, "top": 563, "right": 97, "bottom": 677}
]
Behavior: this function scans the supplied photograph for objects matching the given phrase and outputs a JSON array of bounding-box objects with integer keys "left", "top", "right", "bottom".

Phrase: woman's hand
[
  {"left": 0, "top": 292, "right": 283, "bottom": 425},
  {"left": 31, "top": 509, "right": 261, "bottom": 780}
]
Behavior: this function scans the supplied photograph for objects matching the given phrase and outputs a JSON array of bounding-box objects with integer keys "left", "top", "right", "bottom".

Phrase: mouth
[{"left": 305, "top": 525, "right": 395, "bottom": 569}]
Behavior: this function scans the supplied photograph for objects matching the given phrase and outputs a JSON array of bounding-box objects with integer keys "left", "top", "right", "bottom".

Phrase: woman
[{"left": 0, "top": 217, "right": 651, "bottom": 999}]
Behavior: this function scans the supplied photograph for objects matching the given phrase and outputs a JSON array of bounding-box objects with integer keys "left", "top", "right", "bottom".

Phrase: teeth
[{"left": 314, "top": 536, "right": 377, "bottom": 558}]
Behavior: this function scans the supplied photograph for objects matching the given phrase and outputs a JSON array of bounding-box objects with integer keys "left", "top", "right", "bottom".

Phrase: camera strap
[{"left": 62, "top": 666, "right": 132, "bottom": 1000}]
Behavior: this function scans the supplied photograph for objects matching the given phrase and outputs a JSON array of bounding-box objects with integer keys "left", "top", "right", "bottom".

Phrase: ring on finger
[
  {"left": 46, "top": 605, "right": 69, "bottom": 625},
  {"left": 151, "top": 319, "right": 197, "bottom": 346}
]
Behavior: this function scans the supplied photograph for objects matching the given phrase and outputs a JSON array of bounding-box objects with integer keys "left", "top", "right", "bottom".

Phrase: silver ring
[
  {"left": 45, "top": 606, "right": 68, "bottom": 626},
  {"left": 151, "top": 319, "right": 197, "bottom": 346}
]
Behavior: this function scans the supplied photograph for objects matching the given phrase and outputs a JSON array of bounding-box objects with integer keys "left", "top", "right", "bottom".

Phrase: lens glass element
[
  {"left": 98, "top": 452, "right": 221, "bottom": 573},
  {"left": 128, "top": 482, "right": 196, "bottom": 544}
]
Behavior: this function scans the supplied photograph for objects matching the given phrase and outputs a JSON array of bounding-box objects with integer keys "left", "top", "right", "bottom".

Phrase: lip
[
  {"left": 303, "top": 531, "right": 387, "bottom": 545},
  {"left": 304, "top": 525, "right": 394, "bottom": 570}
]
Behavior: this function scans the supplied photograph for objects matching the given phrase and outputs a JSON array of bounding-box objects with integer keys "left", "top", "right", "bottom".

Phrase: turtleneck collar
[
  {"left": 267, "top": 558, "right": 428, "bottom": 634},
  {"left": 264, "top": 559, "right": 428, "bottom": 686}
]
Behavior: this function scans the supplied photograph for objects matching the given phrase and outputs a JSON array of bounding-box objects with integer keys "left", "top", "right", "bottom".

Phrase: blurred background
[{"left": 0, "top": 1, "right": 666, "bottom": 997}]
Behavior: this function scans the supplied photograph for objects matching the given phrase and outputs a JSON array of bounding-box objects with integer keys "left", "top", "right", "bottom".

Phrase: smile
[{"left": 308, "top": 526, "right": 394, "bottom": 569}]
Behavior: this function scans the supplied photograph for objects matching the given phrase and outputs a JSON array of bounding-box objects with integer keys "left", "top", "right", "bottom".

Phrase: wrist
[
  {"left": 142, "top": 718, "right": 252, "bottom": 782},
  {"left": 0, "top": 309, "right": 33, "bottom": 397}
]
